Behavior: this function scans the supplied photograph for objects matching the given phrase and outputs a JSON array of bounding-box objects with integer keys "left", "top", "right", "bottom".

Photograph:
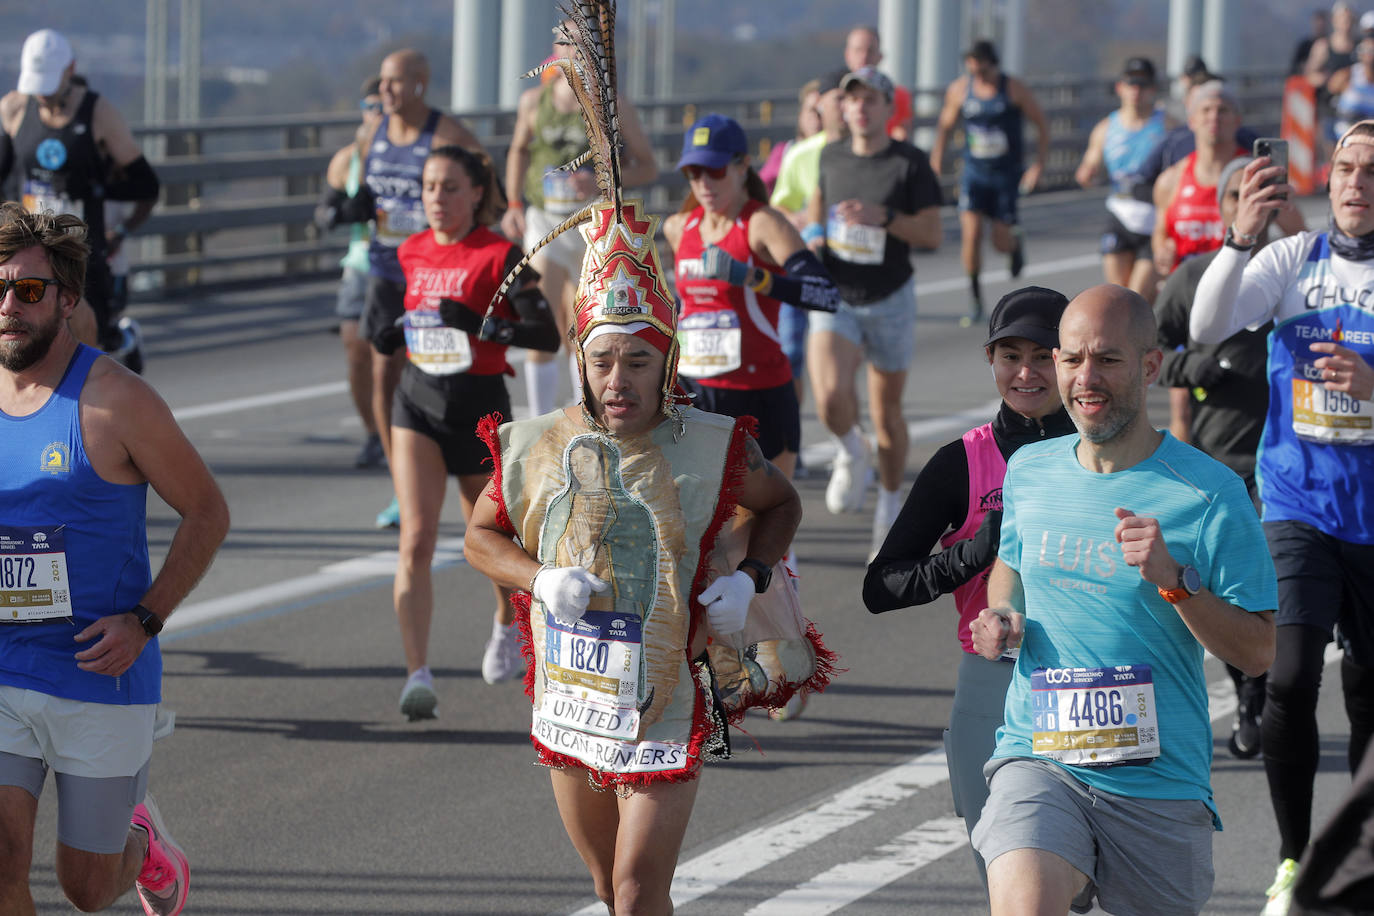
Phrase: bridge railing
[{"left": 128, "top": 71, "right": 1286, "bottom": 292}]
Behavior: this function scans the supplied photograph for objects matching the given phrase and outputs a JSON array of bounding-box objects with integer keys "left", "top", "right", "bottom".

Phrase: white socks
[
  {"left": 524, "top": 356, "right": 562, "bottom": 417},
  {"left": 836, "top": 426, "right": 865, "bottom": 459}
]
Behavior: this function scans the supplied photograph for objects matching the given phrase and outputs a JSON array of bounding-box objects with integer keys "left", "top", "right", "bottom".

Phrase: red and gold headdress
[{"left": 490, "top": 0, "right": 683, "bottom": 434}]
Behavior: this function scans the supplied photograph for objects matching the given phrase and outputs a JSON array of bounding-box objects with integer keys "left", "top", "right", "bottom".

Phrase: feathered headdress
[{"left": 489, "top": 0, "right": 682, "bottom": 434}]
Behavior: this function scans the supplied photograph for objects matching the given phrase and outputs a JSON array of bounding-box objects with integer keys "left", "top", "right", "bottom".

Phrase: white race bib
[
  {"left": 1106, "top": 195, "right": 1156, "bottom": 236},
  {"left": 542, "top": 168, "right": 593, "bottom": 216},
  {"left": 827, "top": 211, "right": 886, "bottom": 265},
  {"left": 967, "top": 124, "right": 1010, "bottom": 160},
  {"left": 677, "top": 310, "right": 743, "bottom": 378},
  {"left": 0, "top": 525, "right": 74, "bottom": 623},
  {"left": 1291, "top": 374, "right": 1374, "bottom": 444},
  {"left": 539, "top": 610, "right": 643, "bottom": 741},
  {"left": 21, "top": 179, "right": 83, "bottom": 220},
  {"left": 375, "top": 203, "right": 428, "bottom": 246},
  {"left": 404, "top": 307, "right": 473, "bottom": 376},
  {"left": 1030, "top": 665, "right": 1160, "bottom": 766}
]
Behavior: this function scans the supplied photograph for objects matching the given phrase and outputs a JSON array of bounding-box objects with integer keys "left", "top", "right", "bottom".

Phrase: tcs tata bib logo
[
  {"left": 1042, "top": 667, "right": 1075, "bottom": 684},
  {"left": 40, "top": 442, "right": 71, "bottom": 474}
]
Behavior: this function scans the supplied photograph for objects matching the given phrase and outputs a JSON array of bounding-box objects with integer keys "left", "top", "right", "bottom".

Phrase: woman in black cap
[{"left": 862, "top": 286, "right": 1075, "bottom": 889}]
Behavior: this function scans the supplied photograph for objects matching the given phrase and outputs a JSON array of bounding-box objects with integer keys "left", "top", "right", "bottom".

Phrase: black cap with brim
[{"left": 984, "top": 286, "right": 1069, "bottom": 351}]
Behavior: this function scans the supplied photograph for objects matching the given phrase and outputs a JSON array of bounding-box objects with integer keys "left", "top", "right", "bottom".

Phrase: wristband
[
  {"left": 528, "top": 563, "right": 550, "bottom": 594},
  {"left": 1224, "top": 226, "right": 1257, "bottom": 250},
  {"left": 507, "top": 200, "right": 525, "bottom": 212},
  {"left": 747, "top": 268, "right": 772, "bottom": 294},
  {"left": 800, "top": 222, "right": 825, "bottom": 245}
]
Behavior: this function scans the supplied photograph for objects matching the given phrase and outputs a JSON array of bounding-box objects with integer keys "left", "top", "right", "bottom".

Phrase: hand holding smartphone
[{"left": 1254, "top": 137, "right": 1289, "bottom": 201}]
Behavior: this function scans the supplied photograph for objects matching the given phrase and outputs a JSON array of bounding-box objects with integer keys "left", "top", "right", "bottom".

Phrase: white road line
[
  {"left": 171, "top": 381, "right": 347, "bottom": 421},
  {"left": 162, "top": 537, "right": 465, "bottom": 635},
  {"left": 744, "top": 817, "right": 969, "bottom": 916},
  {"left": 801, "top": 399, "right": 1002, "bottom": 468}
]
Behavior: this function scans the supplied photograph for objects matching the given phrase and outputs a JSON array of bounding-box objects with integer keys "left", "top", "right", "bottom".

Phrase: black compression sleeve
[
  {"left": 483, "top": 284, "right": 560, "bottom": 352},
  {"left": 105, "top": 156, "right": 159, "bottom": 201},
  {"left": 863, "top": 441, "right": 979, "bottom": 613},
  {"left": 755, "top": 249, "right": 842, "bottom": 312}
]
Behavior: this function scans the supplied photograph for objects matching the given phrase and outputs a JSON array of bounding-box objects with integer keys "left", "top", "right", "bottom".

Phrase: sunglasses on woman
[
  {"left": 0, "top": 277, "right": 58, "bottom": 304},
  {"left": 682, "top": 156, "right": 743, "bottom": 182}
]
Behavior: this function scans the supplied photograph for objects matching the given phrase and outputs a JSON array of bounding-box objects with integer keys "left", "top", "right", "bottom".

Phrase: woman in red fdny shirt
[
  {"left": 663, "top": 114, "right": 841, "bottom": 481},
  {"left": 391, "top": 146, "right": 557, "bottom": 720}
]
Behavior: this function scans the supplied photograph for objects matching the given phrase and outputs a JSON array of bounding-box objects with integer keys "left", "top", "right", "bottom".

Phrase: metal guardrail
[{"left": 127, "top": 72, "right": 1287, "bottom": 292}]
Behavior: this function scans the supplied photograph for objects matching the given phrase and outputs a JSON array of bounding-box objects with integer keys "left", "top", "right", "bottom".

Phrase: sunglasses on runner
[
  {"left": 682, "top": 157, "right": 743, "bottom": 182},
  {"left": 360, "top": 100, "right": 383, "bottom": 113},
  {"left": 0, "top": 277, "right": 58, "bottom": 304}
]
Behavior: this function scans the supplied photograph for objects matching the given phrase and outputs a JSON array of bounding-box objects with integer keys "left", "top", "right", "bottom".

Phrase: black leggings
[{"left": 1263, "top": 624, "right": 1374, "bottom": 861}]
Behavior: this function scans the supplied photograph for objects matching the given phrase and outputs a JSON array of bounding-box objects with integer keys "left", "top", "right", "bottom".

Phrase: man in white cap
[{"left": 1, "top": 29, "right": 160, "bottom": 369}]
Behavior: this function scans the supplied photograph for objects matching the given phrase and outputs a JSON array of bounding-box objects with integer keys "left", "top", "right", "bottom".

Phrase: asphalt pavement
[{"left": 23, "top": 190, "right": 1358, "bottom": 915}]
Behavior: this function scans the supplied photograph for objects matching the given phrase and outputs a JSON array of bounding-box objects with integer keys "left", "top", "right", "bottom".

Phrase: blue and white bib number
[
  {"left": 21, "top": 179, "right": 83, "bottom": 220},
  {"left": 1290, "top": 354, "right": 1374, "bottom": 444},
  {"left": 827, "top": 210, "right": 886, "bottom": 265},
  {"left": 375, "top": 202, "right": 428, "bottom": 246},
  {"left": 540, "top": 610, "right": 643, "bottom": 741},
  {"left": 677, "top": 310, "right": 742, "bottom": 378},
  {"left": 542, "top": 168, "right": 592, "bottom": 216},
  {"left": 404, "top": 306, "right": 472, "bottom": 376},
  {"left": 967, "top": 124, "right": 1010, "bottom": 160},
  {"left": 0, "top": 525, "right": 73, "bottom": 623},
  {"left": 1031, "top": 665, "right": 1159, "bottom": 766}
]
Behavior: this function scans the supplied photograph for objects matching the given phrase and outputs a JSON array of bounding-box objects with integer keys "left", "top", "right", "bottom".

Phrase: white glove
[
  {"left": 698, "top": 570, "right": 754, "bottom": 635},
  {"left": 532, "top": 566, "right": 608, "bottom": 626}
]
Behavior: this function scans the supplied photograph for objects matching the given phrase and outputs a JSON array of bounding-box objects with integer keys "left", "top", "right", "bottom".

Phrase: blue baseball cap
[{"left": 676, "top": 114, "right": 747, "bottom": 170}]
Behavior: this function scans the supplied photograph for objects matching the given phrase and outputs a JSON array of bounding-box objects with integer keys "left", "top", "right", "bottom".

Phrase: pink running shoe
[{"left": 131, "top": 794, "right": 189, "bottom": 916}]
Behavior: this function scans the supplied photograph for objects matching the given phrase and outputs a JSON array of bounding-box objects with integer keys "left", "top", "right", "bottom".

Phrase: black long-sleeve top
[{"left": 863, "top": 402, "right": 1076, "bottom": 613}]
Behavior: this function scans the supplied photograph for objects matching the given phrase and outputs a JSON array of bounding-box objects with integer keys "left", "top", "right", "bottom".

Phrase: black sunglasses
[{"left": 0, "top": 277, "right": 58, "bottom": 304}]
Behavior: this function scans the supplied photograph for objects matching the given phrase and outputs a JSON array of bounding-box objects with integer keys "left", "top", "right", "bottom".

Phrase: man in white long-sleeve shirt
[{"left": 1191, "top": 119, "right": 1374, "bottom": 916}]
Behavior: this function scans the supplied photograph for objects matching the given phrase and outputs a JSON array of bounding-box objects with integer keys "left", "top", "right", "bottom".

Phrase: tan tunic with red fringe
[{"left": 480, "top": 406, "right": 746, "bottom": 787}]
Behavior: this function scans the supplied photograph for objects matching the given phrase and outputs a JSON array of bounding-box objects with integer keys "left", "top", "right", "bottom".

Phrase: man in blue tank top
[
  {"left": 0, "top": 203, "right": 228, "bottom": 915},
  {"left": 357, "top": 48, "right": 484, "bottom": 529},
  {"left": 1075, "top": 57, "right": 1171, "bottom": 301},
  {"left": 968, "top": 284, "right": 1276, "bottom": 916},
  {"left": 932, "top": 40, "right": 1050, "bottom": 326}
]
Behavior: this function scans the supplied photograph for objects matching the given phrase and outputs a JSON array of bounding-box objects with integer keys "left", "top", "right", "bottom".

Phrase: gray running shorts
[
  {"left": 0, "top": 751, "right": 150, "bottom": 854},
  {"left": 972, "top": 756, "right": 1215, "bottom": 916}
]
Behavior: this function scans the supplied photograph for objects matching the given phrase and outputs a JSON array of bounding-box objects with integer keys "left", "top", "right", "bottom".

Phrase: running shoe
[
  {"left": 354, "top": 433, "right": 385, "bottom": 469},
  {"left": 399, "top": 667, "right": 437, "bottom": 720},
  {"left": 1261, "top": 858, "right": 1299, "bottom": 916},
  {"left": 1010, "top": 240, "right": 1026, "bottom": 278},
  {"left": 481, "top": 619, "right": 522, "bottom": 685},
  {"left": 959, "top": 298, "right": 984, "bottom": 329},
  {"left": 825, "top": 441, "right": 871, "bottom": 515},
  {"left": 375, "top": 496, "right": 400, "bottom": 529},
  {"left": 131, "top": 794, "right": 189, "bottom": 916},
  {"left": 1229, "top": 689, "right": 1263, "bottom": 759}
]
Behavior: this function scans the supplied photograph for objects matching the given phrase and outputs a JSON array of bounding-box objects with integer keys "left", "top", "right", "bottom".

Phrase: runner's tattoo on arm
[{"left": 744, "top": 436, "right": 780, "bottom": 478}]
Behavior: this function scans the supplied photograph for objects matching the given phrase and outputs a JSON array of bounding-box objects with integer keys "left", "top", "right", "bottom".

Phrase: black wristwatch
[
  {"left": 131, "top": 604, "right": 163, "bottom": 637},
  {"left": 1223, "top": 226, "right": 1257, "bottom": 251},
  {"left": 736, "top": 558, "right": 773, "bottom": 594}
]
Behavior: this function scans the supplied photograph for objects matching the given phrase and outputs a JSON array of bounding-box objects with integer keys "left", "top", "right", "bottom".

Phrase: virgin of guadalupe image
[{"left": 541, "top": 437, "right": 658, "bottom": 623}]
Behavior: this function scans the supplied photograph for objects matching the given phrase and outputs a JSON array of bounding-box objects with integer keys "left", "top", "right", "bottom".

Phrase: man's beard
[
  {"left": 1068, "top": 383, "right": 1141, "bottom": 445},
  {"left": 0, "top": 309, "right": 63, "bottom": 371}
]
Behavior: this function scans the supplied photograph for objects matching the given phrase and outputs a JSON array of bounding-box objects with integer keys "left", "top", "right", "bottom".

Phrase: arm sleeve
[
  {"left": 756, "top": 249, "right": 842, "bottom": 312},
  {"left": 863, "top": 441, "right": 976, "bottom": 613},
  {"left": 1191, "top": 241, "right": 1293, "bottom": 344}
]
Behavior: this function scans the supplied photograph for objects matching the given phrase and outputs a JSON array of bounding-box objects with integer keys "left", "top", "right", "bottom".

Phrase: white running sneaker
[
  {"left": 825, "top": 441, "right": 871, "bottom": 515},
  {"left": 1261, "top": 858, "right": 1299, "bottom": 916},
  {"left": 398, "top": 667, "right": 437, "bottom": 721},
  {"left": 481, "top": 620, "right": 522, "bottom": 685}
]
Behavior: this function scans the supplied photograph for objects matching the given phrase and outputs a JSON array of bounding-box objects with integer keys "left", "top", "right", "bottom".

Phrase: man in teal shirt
[{"left": 969, "top": 284, "right": 1276, "bottom": 916}]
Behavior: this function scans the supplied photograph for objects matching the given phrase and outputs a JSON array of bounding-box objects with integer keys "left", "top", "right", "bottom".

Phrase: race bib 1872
[
  {"left": 0, "top": 525, "right": 73, "bottom": 623},
  {"left": 1030, "top": 665, "right": 1159, "bottom": 766}
]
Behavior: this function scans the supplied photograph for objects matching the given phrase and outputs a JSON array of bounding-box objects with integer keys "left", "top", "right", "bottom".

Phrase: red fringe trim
[
  {"left": 688, "top": 416, "right": 757, "bottom": 646},
  {"left": 475, "top": 412, "right": 515, "bottom": 535},
  {"left": 723, "top": 619, "right": 847, "bottom": 724}
]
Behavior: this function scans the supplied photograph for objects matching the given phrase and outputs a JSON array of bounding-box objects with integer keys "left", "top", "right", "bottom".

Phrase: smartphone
[{"left": 1253, "top": 138, "right": 1289, "bottom": 200}]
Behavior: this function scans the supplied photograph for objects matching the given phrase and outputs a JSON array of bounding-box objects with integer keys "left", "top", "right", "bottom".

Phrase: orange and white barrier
[{"left": 1281, "top": 75, "right": 1318, "bottom": 195}]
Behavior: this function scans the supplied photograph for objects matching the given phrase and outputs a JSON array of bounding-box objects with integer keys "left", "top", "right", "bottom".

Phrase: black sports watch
[
  {"left": 131, "top": 604, "right": 163, "bottom": 637},
  {"left": 1223, "top": 226, "right": 1257, "bottom": 251},
  {"left": 736, "top": 558, "right": 773, "bottom": 594}
]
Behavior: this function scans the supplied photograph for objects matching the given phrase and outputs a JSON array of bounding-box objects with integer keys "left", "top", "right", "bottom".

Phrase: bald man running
[{"left": 967, "top": 285, "right": 1275, "bottom": 916}]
